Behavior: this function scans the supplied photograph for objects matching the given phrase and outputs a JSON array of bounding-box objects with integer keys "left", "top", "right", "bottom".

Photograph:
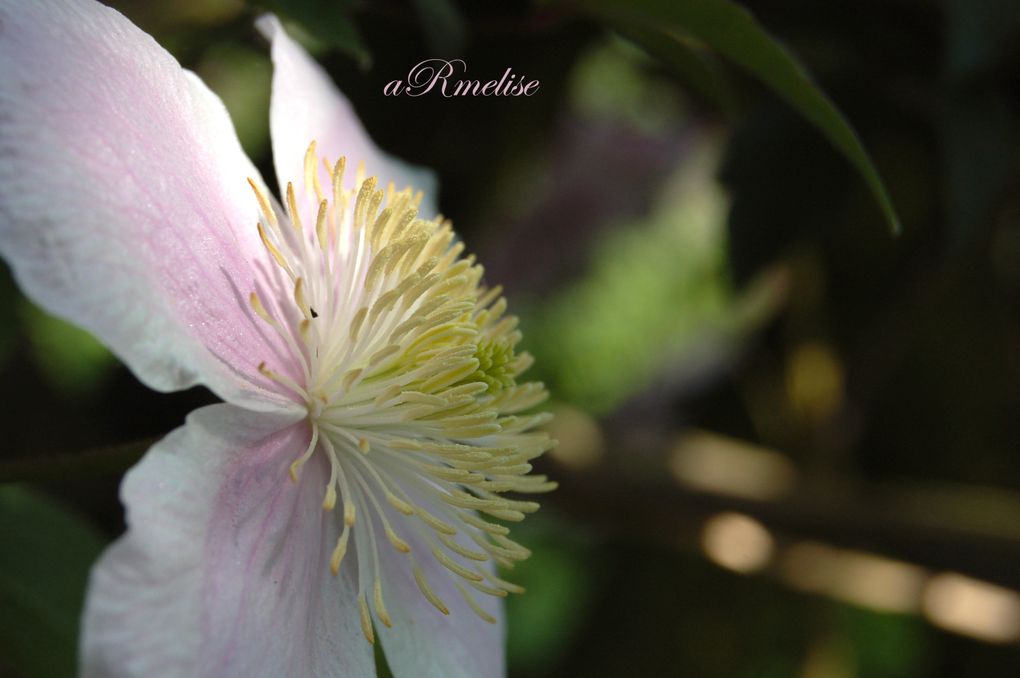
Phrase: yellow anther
[
  {"left": 358, "top": 594, "right": 375, "bottom": 644},
  {"left": 329, "top": 529, "right": 350, "bottom": 575},
  {"left": 386, "top": 493, "right": 416, "bottom": 516},
  {"left": 373, "top": 580, "right": 393, "bottom": 628},
  {"left": 286, "top": 181, "right": 303, "bottom": 232},
  {"left": 322, "top": 485, "right": 337, "bottom": 511},
  {"left": 456, "top": 583, "right": 497, "bottom": 624},
  {"left": 413, "top": 563, "right": 449, "bottom": 615},
  {"left": 432, "top": 547, "right": 484, "bottom": 582},
  {"left": 349, "top": 307, "right": 367, "bottom": 342},
  {"left": 247, "top": 177, "right": 277, "bottom": 227},
  {"left": 288, "top": 460, "right": 302, "bottom": 484},
  {"left": 386, "top": 525, "right": 411, "bottom": 554},
  {"left": 257, "top": 223, "right": 289, "bottom": 271},
  {"left": 293, "top": 277, "right": 311, "bottom": 319},
  {"left": 341, "top": 368, "right": 362, "bottom": 392},
  {"left": 315, "top": 199, "right": 328, "bottom": 251},
  {"left": 417, "top": 508, "right": 457, "bottom": 535},
  {"left": 249, "top": 291, "right": 272, "bottom": 324},
  {"left": 303, "top": 140, "right": 324, "bottom": 203}
]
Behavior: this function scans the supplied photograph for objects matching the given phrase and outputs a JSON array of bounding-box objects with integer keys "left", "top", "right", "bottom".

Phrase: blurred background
[{"left": 2, "top": 0, "right": 1020, "bottom": 676}]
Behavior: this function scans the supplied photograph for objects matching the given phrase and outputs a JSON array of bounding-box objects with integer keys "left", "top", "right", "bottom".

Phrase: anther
[
  {"left": 247, "top": 177, "right": 277, "bottom": 227},
  {"left": 358, "top": 594, "right": 375, "bottom": 644},
  {"left": 374, "top": 580, "right": 393, "bottom": 628}
]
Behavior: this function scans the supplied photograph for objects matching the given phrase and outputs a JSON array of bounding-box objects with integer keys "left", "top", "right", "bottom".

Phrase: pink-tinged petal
[
  {"left": 258, "top": 15, "right": 438, "bottom": 222},
  {"left": 0, "top": 0, "right": 288, "bottom": 408},
  {"left": 81, "top": 403, "right": 375, "bottom": 678},
  {"left": 376, "top": 496, "right": 506, "bottom": 678}
]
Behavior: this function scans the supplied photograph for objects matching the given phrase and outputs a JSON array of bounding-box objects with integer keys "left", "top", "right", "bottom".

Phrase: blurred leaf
[
  {"left": 255, "top": 0, "right": 370, "bottom": 67},
  {"left": 524, "top": 136, "right": 783, "bottom": 413},
  {"left": 569, "top": 37, "right": 684, "bottom": 134},
  {"left": 198, "top": 44, "right": 273, "bottom": 160},
  {"left": 411, "top": 0, "right": 466, "bottom": 55},
  {"left": 572, "top": 0, "right": 902, "bottom": 234},
  {"left": 0, "top": 486, "right": 105, "bottom": 678},
  {"left": 20, "top": 302, "right": 115, "bottom": 396},
  {"left": 837, "top": 605, "right": 927, "bottom": 678},
  {"left": 615, "top": 24, "right": 739, "bottom": 118},
  {"left": 506, "top": 517, "right": 595, "bottom": 673}
]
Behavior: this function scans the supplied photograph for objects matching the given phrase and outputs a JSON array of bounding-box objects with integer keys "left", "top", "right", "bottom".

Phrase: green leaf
[
  {"left": 616, "top": 24, "right": 739, "bottom": 118},
  {"left": 20, "top": 301, "right": 116, "bottom": 396},
  {"left": 573, "top": 0, "right": 902, "bottom": 234},
  {"left": 0, "top": 486, "right": 105, "bottom": 678},
  {"left": 505, "top": 518, "right": 596, "bottom": 674}
]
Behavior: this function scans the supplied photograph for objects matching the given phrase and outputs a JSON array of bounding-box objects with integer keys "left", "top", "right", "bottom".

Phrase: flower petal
[
  {"left": 258, "top": 15, "right": 438, "bottom": 221},
  {"left": 0, "top": 0, "right": 286, "bottom": 408},
  {"left": 81, "top": 403, "right": 375, "bottom": 678},
  {"left": 376, "top": 495, "right": 506, "bottom": 678}
]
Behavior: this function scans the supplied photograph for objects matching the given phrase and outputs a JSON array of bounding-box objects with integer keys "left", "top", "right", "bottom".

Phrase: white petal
[
  {"left": 81, "top": 404, "right": 375, "bottom": 678},
  {"left": 377, "top": 496, "right": 506, "bottom": 678},
  {"left": 0, "top": 0, "right": 286, "bottom": 408},
  {"left": 258, "top": 15, "right": 438, "bottom": 221}
]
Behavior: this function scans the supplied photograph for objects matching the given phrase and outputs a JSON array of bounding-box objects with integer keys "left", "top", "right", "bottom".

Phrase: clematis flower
[{"left": 0, "top": 0, "right": 555, "bottom": 676}]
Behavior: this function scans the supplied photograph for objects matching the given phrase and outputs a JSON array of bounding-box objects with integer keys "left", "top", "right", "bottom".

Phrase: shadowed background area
[{"left": 2, "top": 0, "right": 1020, "bottom": 676}]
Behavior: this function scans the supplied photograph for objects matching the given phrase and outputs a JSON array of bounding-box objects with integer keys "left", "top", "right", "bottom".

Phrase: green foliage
[
  {"left": 197, "top": 44, "right": 273, "bottom": 160},
  {"left": 505, "top": 516, "right": 596, "bottom": 674},
  {"left": 524, "top": 139, "right": 781, "bottom": 413},
  {"left": 837, "top": 605, "right": 927, "bottom": 677},
  {"left": 570, "top": 0, "right": 902, "bottom": 234},
  {"left": 0, "top": 486, "right": 105, "bottom": 678},
  {"left": 21, "top": 302, "right": 115, "bottom": 396}
]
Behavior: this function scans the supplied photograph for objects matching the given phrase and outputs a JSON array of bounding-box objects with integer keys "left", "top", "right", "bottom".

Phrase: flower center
[{"left": 247, "top": 142, "right": 555, "bottom": 643}]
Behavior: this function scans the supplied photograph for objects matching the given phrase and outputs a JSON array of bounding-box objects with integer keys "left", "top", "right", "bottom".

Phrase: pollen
[{"left": 246, "top": 142, "right": 555, "bottom": 641}]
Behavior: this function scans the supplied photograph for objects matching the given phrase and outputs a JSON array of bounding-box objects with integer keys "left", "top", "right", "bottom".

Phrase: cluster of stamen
[{"left": 247, "top": 142, "right": 555, "bottom": 643}]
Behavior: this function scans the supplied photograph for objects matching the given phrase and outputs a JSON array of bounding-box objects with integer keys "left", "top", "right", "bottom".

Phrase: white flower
[{"left": 0, "top": 1, "right": 554, "bottom": 676}]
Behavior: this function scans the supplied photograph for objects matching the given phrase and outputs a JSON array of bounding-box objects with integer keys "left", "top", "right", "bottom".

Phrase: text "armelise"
[{"left": 384, "top": 59, "right": 540, "bottom": 98}]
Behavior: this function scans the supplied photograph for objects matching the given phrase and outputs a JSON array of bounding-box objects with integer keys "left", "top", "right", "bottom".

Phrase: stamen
[
  {"left": 329, "top": 526, "right": 350, "bottom": 575},
  {"left": 358, "top": 594, "right": 375, "bottom": 644},
  {"left": 247, "top": 177, "right": 278, "bottom": 227},
  {"left": 412, "top": 560, "right": 450, "bottom": 615},
  {"left": 245, "top": 144, "right": 553, "bottom": 635},
  {"left": 373, "top": 579, "right": 393, "bottom": 628},
  {"left": 315, "top": 199, "right": 329, "bottom": 251},
  {"left": 257, "top": 362, "right": 308, "bottom": 400},
  {"left": 289, "top": 424, "right": 319, "bottom": 483},
  {"left": 303, "top": 140, "right": 325, "bottom": 203},
  {"left": 293, "top": 277, "right": 311, "bottom": 320},
  {"left": 257, "top": 223, "right": 291, "bottom": 274},
  {"left": 456, "top": 582, "right": 498, "bottom": 624}
]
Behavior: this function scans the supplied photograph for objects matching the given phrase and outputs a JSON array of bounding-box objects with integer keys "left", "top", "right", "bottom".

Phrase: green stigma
[{"left": 463, "top": 337, "right": 516, "bottom": 394}]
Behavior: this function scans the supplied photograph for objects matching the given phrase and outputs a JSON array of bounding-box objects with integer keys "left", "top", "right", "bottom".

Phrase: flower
[{"left": 0, "top": 1, "right": 554, "bottom": 676}]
